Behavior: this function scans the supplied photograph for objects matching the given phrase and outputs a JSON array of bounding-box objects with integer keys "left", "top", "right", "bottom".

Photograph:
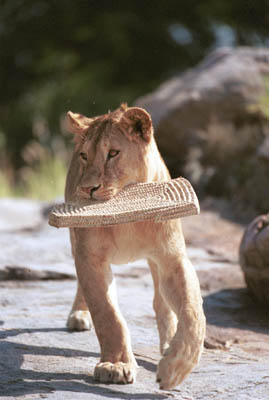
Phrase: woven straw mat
[{"left": 49, "top": 177, "right": 199, "bottom": 228}]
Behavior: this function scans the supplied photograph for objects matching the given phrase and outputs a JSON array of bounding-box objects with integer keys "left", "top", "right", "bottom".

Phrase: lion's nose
[{"left": 81, "top": 184, "right": 101, "bottom": 197}]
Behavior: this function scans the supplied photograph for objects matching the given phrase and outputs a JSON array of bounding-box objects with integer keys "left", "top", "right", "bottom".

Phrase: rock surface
[
  {"left": 136, "top": 47, "right": 269, "bottom": 216},
  {"left": 1, "top": 198, "right": 269, "bottom": 399}
]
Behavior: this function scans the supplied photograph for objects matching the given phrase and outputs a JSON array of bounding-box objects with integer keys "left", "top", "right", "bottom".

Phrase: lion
[{"left": 64, "top": 104, "right": 205, "bottom": 390}]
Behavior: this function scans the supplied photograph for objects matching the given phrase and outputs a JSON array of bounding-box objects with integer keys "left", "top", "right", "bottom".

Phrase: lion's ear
[
  {"left": 66, "top": 111, "right": 93, "bottom": 143},
  {"left": 119, "top": 107, "right": 153, "bottom": 143}
]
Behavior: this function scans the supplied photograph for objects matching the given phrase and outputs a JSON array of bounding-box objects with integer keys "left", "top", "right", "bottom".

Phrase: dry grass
[{"left": 0, "top": 117, "right": 71, "bottom": 200}]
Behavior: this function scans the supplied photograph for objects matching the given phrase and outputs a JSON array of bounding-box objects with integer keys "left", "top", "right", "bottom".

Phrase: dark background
[{"left": 1, "top": 0, "right": 269, "bottom": 187}]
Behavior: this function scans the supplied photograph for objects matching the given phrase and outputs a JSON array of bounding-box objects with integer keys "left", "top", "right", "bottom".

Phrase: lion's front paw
[
  {"left": 156, "top": 345, "right": 202, "bottom": 390},
  {"left": 156, "top": 354, "right": 189, "bottom": 390},
  {"left": 94, "top": 361, "right": 137, "bottom": 384},
  {"left": 67, "top": 310, "right": 92, "bottom": 331}
]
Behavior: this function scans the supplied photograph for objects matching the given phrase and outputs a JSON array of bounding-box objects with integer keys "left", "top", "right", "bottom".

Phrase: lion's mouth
[{"left": 76, "top": 186, "right": 119, "bottom": 202}]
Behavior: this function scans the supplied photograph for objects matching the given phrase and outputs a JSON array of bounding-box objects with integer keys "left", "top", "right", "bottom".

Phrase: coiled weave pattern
[{"left": 49, "top": 177, "right": 199, "bottom": 228}]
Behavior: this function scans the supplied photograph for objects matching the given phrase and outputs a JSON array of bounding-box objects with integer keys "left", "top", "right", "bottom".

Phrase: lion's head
[{"left": 66, "top": 104, "right": 159, "bottom": 201}]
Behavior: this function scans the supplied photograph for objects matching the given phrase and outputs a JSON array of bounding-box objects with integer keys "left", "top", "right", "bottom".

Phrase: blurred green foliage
[{"left": 0, "top": 0, "right": 269, "bottom": 198}]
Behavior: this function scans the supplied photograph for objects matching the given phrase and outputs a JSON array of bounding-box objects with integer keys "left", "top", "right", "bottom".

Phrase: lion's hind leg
[
  {"left": 67, "top": 227, "right": 92, "bottom": 331},
  {"left": 148, "top": 259, "right": 177, "bottom": 355},
  {"left": 67, "top": 281, "right": 92, "bottom": 331}
]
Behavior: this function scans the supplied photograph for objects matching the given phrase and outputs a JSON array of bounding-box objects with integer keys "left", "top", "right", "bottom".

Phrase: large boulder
[
  {"left": 136, "top": 47, "right": 269, "bottom": 216},
  {"left": 239, "top": 214, "right": 269, "bottom": 304}
]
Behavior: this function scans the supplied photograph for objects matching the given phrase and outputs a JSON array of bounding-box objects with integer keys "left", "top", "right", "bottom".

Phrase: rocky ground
[{"left": 0, "top": 198, "right": 269, "bottom": 400}]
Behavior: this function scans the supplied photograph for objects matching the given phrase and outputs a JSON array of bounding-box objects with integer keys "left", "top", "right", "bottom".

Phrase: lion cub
[{"left": 65, "top": 104, "right": 205, "bottom": 390}]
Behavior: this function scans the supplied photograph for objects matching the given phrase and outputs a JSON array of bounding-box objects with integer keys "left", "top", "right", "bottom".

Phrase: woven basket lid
[{"left": 48, "top": 177, "right": 199, "bottom": 228}]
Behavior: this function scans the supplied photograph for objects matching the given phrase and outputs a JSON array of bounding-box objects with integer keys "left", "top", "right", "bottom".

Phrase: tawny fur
[{"left": 65, "top": 105, "right": 206, "bottom": 389}]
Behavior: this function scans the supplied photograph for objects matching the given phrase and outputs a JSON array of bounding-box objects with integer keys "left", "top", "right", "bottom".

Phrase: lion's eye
[
  {"left": 80, "top": 152, "right": 88, "bottom": 161},
  {"left": 108, "top": 149, "right": 120, "bottom": 159}
]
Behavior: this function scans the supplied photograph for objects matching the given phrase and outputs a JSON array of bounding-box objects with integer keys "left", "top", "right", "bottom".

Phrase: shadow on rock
[
  {"left": 0, "top": 328, "right": 163, "bottom": 399},
  {"left": 136, "top": 358, "right": 156, "bottom": 373},
  {"left": 203, "top": 288, "right": 269, "bottom": 334},
  {"left": 0, "top": 327, "right": 70, "bottom": 340}
]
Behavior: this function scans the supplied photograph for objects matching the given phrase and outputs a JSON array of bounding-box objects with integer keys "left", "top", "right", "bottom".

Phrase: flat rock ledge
[{"left": 0, "top": 198, "right": 269, "bottom": 400}]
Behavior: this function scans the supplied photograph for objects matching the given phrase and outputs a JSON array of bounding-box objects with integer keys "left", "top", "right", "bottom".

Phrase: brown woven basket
[{"left": 49, "top": 177, "right": 199, "bottom": 228}]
